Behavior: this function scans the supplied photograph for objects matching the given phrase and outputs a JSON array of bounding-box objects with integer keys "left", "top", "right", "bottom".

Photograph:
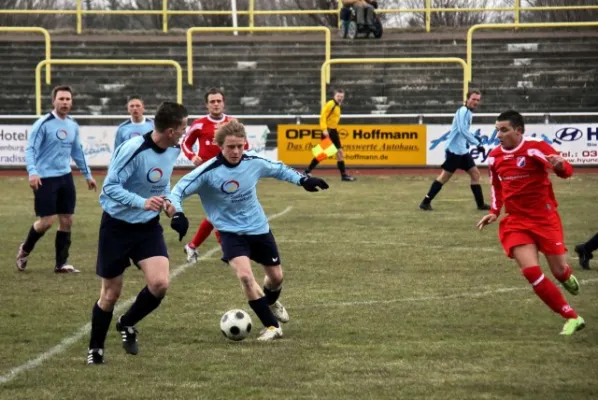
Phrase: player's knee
[
  {"left": 267, "top": 270, "right": 283, "bottom": 287},
  {"left": 100, "top": 287, "right": 121, "bottom": 308},
  {"left": 148, "top": 278, "right": 169, "bottom": 297},
  {"left": 35, "top": 216, "right": 56, "bottom": 232},
  {"left": 239, "top": 274, "right": 256, "bottom": 290},
  {"left": 58, "top": 215, "right": 73, "bottom": 230},
  {"left": 336, "top": 149, "right": 344, "bottom": 160},
  {"left": 469, "top": 170, "right": 481, "bottom": 183}
]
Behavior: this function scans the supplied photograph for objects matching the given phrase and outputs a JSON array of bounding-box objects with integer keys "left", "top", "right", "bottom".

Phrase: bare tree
[
  {"left": 0, "top": 0, "right": 73, "bottom": 28},
  {"left": 522, "top": 0, "right": 598, "bottom": 23}
]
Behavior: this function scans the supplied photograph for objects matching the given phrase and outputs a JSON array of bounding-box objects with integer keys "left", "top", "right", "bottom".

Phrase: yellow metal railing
[
  {"left": 35, "top": 59, "right": 182, "bottom": 115},
  {"left": 1, "top": 27, "right": 52, "bottom": 84},
  {"left": 2, "top": 0, "right": 598, "bottom": 33},
  {"left": 321, "top": 58, "right": 468, "bottom": 108},
  {"left": 467, "top": 22, "right": 598, "bottom": 82},
  {"left": 187, "top": 26, "right": 331, "bottom": 86}
]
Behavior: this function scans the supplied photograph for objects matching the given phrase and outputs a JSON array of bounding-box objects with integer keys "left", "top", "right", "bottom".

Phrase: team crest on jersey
[
  {"left": 147, "top": 167, "right": 163, "bottom": 183},
  {"left": 56, "top": 129, "right": 68, "bottom": 140},
  {"left": 516, "top": 156, "right": 526, "bottom": 168},
  {"left": 220, "top": 180, "right": 240, "bottom": 194}
]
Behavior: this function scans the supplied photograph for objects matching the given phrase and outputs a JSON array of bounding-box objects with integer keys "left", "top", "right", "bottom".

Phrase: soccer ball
[{"left": 220, "top": 309, "right": 252, "bottom": 341}]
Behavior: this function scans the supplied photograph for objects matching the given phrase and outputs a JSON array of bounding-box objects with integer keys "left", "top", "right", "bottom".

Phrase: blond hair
[{"left": 215, "top": 120, "right": 246, "bottom": 146}]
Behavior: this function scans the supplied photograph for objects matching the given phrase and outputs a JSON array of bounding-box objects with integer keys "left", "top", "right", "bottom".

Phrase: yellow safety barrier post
[
  {"left": 0, "top": 27, "right": 51, "bottom": 84},
  {"left": 321, "top": 57, "right": 469, "bottom": 108},
  {"left": 467, "top": 22, "right": 598, "bottom": 82},
  {"left": 187, "top": 26, "right": 332, "bottom": 85},
  {"left": 162, "top": 0, "right": 168, "bottom": 33},
  {"left": 35, "top": 59, "right": 183, "bottom": 115}
]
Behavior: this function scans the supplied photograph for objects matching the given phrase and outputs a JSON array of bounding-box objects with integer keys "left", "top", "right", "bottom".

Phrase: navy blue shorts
[
  {"left": 441, "top": 151, "right": 476, "bottom": 173},
  {"left": 220, "top": 230, "right": 281, "bottom": 266},
  {"left": 34, "top": 173, "right": 76, "bottom": 217},
  {"left": 96, "top": 212, "right": 169, "bottom": 279}
]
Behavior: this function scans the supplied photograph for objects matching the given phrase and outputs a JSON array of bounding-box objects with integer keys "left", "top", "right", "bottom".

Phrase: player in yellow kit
[{"left": 304, "top": 89, "right": 355, "bottom": 181}]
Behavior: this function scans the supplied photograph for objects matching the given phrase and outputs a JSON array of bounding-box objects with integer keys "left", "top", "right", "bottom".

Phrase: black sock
[
  {"left": 248, "top": 297, "right": 279, "bottom": 328},
  {"left": 22, "top": 225, "right": 44, "bottom": 254},
  {"left": 120, "top": 286, "right": 163, "bottom": 327},
  {"left": 55, "top": 231, "right": 71, "bottom": 268},
  {"left": 423, "top": 180, "right": 443, "bottom": 204},
  {"left": 89, "top": 302, "right": 113, "bottom": 349},
  {"left": 470, "top": 184, "right": 485, "bottom": 207},
  {"left": 337, "top": 161, "right": 346, "bottom": 175},
  {"left": 306, "top": 158, "right": 319, "bottom": 172},
  {"left": 584, "top": 232, "right": 598, "bottom": 253},
  {"left": 263, "top": 284, "right": 282, "bottom": 306}
]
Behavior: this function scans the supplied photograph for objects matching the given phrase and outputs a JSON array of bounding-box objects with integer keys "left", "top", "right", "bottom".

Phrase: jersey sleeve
[
  {"left": 71, "top": 126, "right": 92, "bottom": 180},
  {"left": 488, "top": 157, "right": 503, "bottom": 217},
  {"left": 24, "top": 119, "right": 45, "bottom": 177},
  {"left": 455, "top": 108, "right": 480, "bottom": 146},
  {"left": 114, "top": 127, "right": 124, "bottom": 150},
  {"left": 167, "top": 166, "right": 209, "bottom": 212},
  {"left": 101, "top": 146, "right": 147, "bottom": 209},
  {"left": 530, "top": 141, "right": 573, "bottom": 179},
  {"left": 182, "top": 124, "right": 200, "bottom": 160},
  {"left": 255, "top": 156, "right": 303, "bottom": 185},
  {"left": 319, "top": 101, "right": 334, "bottom": 130}
]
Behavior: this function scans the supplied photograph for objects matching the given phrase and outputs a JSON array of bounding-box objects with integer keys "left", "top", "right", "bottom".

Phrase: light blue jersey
[
  {"left": 168, "top": 151, "right": 303, "bottom": 235},
  {"left": 100, "top": 132, "right": 180, "bottom": 224},
  {"left": 445, "top": 106, "right": 480, "bottom": 155},
  {"left": 25, "top": 112, "right": 92, "bottom": 179},
  {"left": 114, "top": 117, "right": 154, "bottom": 149}
]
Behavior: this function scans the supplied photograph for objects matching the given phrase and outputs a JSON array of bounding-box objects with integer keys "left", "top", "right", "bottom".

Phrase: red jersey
[
  {"left": 488, "top": 138, "right": 573, "bottom": 219},
  {"left": 182, "top": 114, "right": 234, "bottom": 162}
]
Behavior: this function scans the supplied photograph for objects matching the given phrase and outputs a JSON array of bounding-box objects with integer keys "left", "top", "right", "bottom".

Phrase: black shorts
[
  {"left": 96, "top": 212, "right": 169, "bottom": 279},
  {"left": 441, "top": 151, "right": 476, "bottom": 173},
  {"left": 220, "top": 230, "right": 281, "bottom": 267},
  {"left": 33, "top": 173, "right": 76, "bottom": 217},
  {"left": 328, "top": 128, "right": 342, "bottom": 149}
]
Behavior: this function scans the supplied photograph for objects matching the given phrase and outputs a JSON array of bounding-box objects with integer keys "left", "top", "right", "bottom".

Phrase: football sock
[
  {"left": 337, "top": 161, "right": 346, "bottom": 175},
  {"left": 263, "top": 283, "right": 282, "bottom": 306},
  {"left": 190, "top": 219, "right": 213, "bottom": 248},
  {"left": 55, "top": 231, "right": 71, "bottom": 268},
  {"left": 89, "top": 301, "right": 113, "bottom": 349},
  {"left": 214, "top": 230, "right": 222, "bottom": 244},
  {"left": 248, "top": 297, "right": 279, "bottom": 328},
  {"left": 120, "top": 286, "right": 164, "bottom": 327},
  {"left": 306, "top": 158, "right": 319, "bottom": 173},
  {"left": 470, "top": 184, "right": 485, "bottom": 207},
  {"left": 22, "top": 225, "right": 44, "bottom": 253},
  {"left": 552, "top": 264, "right": 572, "bottom": 283},
  {"left": 584, "top": 232, "right": 598, "bottom": 253},
  {"left": 522, "top": 266, "right": 578, "bottom": 319},
  {"left": 423, "top": 180, "right": 443, "bottom": 204}
]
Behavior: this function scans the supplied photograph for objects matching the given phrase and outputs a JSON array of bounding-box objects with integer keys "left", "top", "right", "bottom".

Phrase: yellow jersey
[{"left": 319, "top": 100, "right": 341, "bottom": 131}]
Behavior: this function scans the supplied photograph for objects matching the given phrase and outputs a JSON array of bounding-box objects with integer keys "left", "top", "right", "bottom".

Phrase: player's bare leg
[
  {"left": 513, "top": 244, "right": 584, "bottom": 335},
  {"left": 420, "top": 170, "right": 452, "bottom": 210},
  {"left": 466, "top": 166, "right": 490, "bottom": 210}
]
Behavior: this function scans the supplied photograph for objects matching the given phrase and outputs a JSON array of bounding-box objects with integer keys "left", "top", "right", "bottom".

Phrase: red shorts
[{"left": 498, "top": 213, "right": 567, "bottom": 258}]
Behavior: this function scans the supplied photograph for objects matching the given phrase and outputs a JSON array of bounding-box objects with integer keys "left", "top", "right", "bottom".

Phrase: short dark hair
[
  {"left": 52, "top": 85, "right": 72, "bottom": 101},
  {"left": 466, "top": 89, "right": 481, "bottom": 100},
  {"left": 154, "top": 102, "right": 188, "bottom": 133},
  {"left": 496, "top": 110, "right": 525, "bottom": 133},
  {"left": 333, "top": 88, "right": 345, "bottom": 95},
  {"left": 127, "top": 95, "right": 143, "bottom": 104},
  {"left": 204, "top": 88, "right": 225, "bottom": 103}
]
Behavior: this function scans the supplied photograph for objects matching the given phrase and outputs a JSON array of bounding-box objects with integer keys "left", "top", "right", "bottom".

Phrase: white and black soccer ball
[{"left": 220, "top": 309, "right": 252, "bottom": 341}]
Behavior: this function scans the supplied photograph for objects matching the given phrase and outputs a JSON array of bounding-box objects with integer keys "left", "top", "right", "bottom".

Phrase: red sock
[
  {"left": 190, "top": 219, "right": 213, "bottom": 248},
  {"left": 214, "top": 230, "right": 221, "bottom": 244},
  {"left": 522, "top": 266, "right": 578, "bottom": 319},
  {"left": 552, "top": 264, "right": 572, "bottom": 283}
]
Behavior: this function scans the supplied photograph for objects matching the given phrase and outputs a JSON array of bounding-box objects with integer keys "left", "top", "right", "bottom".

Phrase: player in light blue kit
[
  {"left": 165, "top": 120, "right": 329, "bottom": 342},
  {"left": 87, "top": 102, "right": 188, "bottom": 365},
  {"left": 419, "top": 89, "right": 490, "bottom": 211},
  {"left": 16, "top": 85, "right": 97, "bottom": 273},
  {"left": 114, "top": 95, "right": 154, "bottom": 149}
]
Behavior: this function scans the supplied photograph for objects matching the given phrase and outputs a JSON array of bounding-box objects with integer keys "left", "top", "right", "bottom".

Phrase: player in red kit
[
  {"left": 477, "top": 110, "right": 585, "bottom": 336},
  {"left": 181, "top": 88, "right": 245, "bottom": 263}
]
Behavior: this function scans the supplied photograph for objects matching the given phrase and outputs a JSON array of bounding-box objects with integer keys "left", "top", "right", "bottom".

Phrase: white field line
[{"left": 0, "top": 206, "right": 293, "bottom": 386}]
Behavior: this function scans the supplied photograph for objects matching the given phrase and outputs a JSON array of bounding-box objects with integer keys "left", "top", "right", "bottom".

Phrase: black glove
[
  {"left": 300, "top": 176, "right": 329, "bottom": 192},
  {"left": 475, "top": 137, "right": 484, "bottom": 152},
  {"left": 170, "top": 212, "right": 189, "bottom": 242}
]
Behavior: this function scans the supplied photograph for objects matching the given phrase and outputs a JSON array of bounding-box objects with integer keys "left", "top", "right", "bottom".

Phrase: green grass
[{"left": 0, "top": 173, "right": 597, "bottom": 400}]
